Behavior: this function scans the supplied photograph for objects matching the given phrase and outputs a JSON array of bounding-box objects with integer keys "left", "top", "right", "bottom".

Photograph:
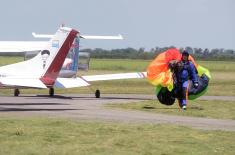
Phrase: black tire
[
  {"left": 14, "top": 89, "right": 20, "bottom": 97},
  {"left": 95, "top": 89, "right": 100, "bottom": 98},
  {"left": 49, "top": 88, "right": 54, "bottom": 97}
]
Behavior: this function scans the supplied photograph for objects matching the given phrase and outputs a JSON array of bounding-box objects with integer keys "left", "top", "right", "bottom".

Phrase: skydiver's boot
[{"left": 181, "top": 99, "right": 187, "bottom": 110}]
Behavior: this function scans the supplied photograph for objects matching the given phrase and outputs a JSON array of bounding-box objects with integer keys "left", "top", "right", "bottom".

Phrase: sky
[{"left": 0, "top": 0, "right": 234, "bottom": 50}]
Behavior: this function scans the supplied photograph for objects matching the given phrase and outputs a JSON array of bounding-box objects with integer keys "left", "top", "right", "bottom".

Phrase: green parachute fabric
[{"left": 147, "top": 48, "right": 211, "bottom": 105}]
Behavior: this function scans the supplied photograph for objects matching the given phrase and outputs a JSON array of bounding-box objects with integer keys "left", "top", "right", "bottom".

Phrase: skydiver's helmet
[{"left": 182, "top": 50, "right": 189, "bottom": 62}]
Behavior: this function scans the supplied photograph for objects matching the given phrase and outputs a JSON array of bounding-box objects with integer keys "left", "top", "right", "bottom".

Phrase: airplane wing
[
  {"left": 54, "top": 77, "right": 90, "bottom": 88},
  {"left": 81, "top": 72, "right": 146, "bottom": 81},
  {"left": 0, "top": 78, "right": 47, "bottom": 88},
  {"left": 53, "top": 72, "right": 146, "bottom": 88},
  {"left": 0, "top": 72, "right": 146, "bottom": 89},
  {"left": 0, "top": 41, "right": 47, "bottom": 52}
]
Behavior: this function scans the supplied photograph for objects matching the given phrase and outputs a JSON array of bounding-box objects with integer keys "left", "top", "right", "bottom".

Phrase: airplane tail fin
[
  {"left": 0, "top": 27, "right": 78, "bottom": 87},
  {"left": 39, "top": 27, "right": 78, "bottom": 86}
]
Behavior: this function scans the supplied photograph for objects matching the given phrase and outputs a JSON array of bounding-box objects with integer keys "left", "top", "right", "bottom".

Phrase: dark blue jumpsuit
[{"left": 175, "top": 61, "right": 198, "bottom": 107}]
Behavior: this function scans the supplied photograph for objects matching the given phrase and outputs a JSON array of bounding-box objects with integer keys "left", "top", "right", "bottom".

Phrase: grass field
[
  {"left": 0, "top": 57, "right": 234, "bottom": 72},
  {"left": 0, "top": 57, "right": 234, "bottom": 155},
  {"left": 107, "top": 100, "right": 235, "bottom": 120},
  {"left": 0, "top": 56, "right": 24, "bottom": 66},
  {"left": 0, "top": 117, "right": 234, "bottom": 155},
  {"left": 0, "top": 57, "right": 234, "bottom": 96}
]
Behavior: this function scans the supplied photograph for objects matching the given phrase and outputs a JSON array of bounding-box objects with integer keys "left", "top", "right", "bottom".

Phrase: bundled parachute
[{"left": 147, "top": 48, "right": 211, "bottom": 105}]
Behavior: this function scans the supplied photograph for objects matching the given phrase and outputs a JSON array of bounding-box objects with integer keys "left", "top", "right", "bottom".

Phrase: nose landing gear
[
  {"left": 95, "top": 89, "right": 100, "bottom": 98},
  {"left": 14, "top": 89, "right": 20, "bottom": 96},
  {"left": 49, "top": 88, "right": 54, "bottom": 97}
]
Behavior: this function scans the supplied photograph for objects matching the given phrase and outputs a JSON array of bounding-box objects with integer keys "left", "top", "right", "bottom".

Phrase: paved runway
[{"left": 0, "top": 94, "right": 235, "bottom": 131}]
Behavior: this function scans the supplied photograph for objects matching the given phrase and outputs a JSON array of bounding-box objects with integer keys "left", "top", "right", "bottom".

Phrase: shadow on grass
[
  {"left": 142, "top": 105, "right": 204, "bottom": 110},
  {"left": 143, "top": 106, "right": 179, "bottom": 110},
  {"left": 190, "top": 106, "right": 204, "bottom": 110}
]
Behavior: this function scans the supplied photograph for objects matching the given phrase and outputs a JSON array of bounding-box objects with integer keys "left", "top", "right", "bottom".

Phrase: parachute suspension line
[{"left": 178, "top": 99, "right": 181, "bottom": 110}]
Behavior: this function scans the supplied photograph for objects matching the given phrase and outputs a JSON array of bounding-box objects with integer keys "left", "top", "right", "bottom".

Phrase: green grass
[
  {"left": 207, "top": 71, "right": 235, "bottom": 96},
  {"left": 107, "top": 100, "right": 235, "bottom": 120},
  {"left": 12, "top": 71, "right": 232, "bottom": 96},
  {"left": 0, "top": 57, "right": 234, "bottom": 96},
  {"left": 198, "top": 61, "right": 235, "bottom": 72},
  {"left": 0, "top": 57, "right": 234, "bottom": 154},
  {"left": 0, "top": 117, "right": 234, "bottom": 155},
  {"left": 90, "top": 59, "right": 235, "bottom": 72},
  {"left": 89, "top": 59, "right": 235, "bottom": 72},
  {"left": 89, "top": 58, "right": 149, "bottom": 71},
  {"left": 1, "top": 57, "right": 234, "bottom": 72},
  {"left": 78, "top": 59, "right": 235, "bottom": 96},
  {"left": 0, "top": 56, "right": 23, "bottom": 66}
]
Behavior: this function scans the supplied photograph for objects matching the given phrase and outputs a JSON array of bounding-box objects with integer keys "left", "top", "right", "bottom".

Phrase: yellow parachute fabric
[{"left": 197, "top": 65, "right": 211, "bottom": 79}]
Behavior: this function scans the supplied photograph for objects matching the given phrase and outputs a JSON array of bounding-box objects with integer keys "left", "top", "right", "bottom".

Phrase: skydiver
[{"left": 173, "top": 50, "right": 199, "bottom": 110}]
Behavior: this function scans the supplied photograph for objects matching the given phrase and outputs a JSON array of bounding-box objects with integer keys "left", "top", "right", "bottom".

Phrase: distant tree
[
  {"left": 185, "top": 46, "right": 194, "bottom": 54},
  {"left": 80, "top": 46, "right": 235, "bottom": 60}
]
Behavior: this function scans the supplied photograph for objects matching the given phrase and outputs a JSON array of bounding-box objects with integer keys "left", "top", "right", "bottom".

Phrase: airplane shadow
[
  {"left": 99, "top": 96, "right": 152, "bottom": 101},
  {"left": 26, "top": 95, "right": 73, "bottom": 100},
  {"left": 0, "top": 108, "right": 83, "bottom": 112},
  {"left": 0, "top": 103, "right": 69, "bottom": 106},
  {"left": 23, "top": 95, "right": 153, "bottom": 101},
  {"left": 25, "top": 95, "right": 97, "bottom": 100}
]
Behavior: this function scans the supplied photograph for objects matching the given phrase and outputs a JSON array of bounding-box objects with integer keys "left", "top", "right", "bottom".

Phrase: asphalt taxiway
[{"left": 0, "top": 94, "right": 235, "bottom": 131}]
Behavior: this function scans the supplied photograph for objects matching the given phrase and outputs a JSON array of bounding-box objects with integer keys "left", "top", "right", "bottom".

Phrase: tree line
[
  {"left": 81, "top": 47, "right": 235, "bottom": 60},
  {"left": 0, "top": 46, "right": 234, "bottom": 61}
]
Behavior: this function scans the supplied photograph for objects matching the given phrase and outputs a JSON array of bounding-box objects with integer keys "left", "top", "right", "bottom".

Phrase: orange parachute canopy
[{"left": 147, "top": 48, "right": 197, "bottom": 91}]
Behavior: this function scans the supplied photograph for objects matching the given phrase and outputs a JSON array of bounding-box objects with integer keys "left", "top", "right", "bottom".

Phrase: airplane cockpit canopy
[{"left": 78, "top": 52, "right": 90, "bottom": 71}]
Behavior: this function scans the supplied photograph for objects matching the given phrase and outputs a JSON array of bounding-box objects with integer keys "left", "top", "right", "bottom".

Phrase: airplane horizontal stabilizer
[
  {"left": 32, "top": 32, "right": 123, "bottom": 40},
  {"left": 32, "top": 32, "right": 54, "bottom": 38},
  {"left": 0, "top": 78, "right": 47, "bottom": 88},
  {"left": 0, "top": 41, "right": 47, "bottom": 52},
  {"left": 54, "top": 77, "right": 90, "bottom": 88},
  {"left": 82, "top": 72, "right": 146, "bottom": 82},
  {"left": 80, "top": 34, "right": 123, "bottom": 40}
]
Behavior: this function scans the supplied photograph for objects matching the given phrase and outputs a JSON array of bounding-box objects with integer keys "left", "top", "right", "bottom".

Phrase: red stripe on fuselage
[{"left": 40, "top": 29, "right": 78, "bottom": 87}]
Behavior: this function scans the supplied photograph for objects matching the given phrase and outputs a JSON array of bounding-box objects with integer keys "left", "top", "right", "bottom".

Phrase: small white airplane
[
  {"left": 0, "top": 26, "right": 124, "bottom": 78},
  {"left": 0, "top": 26, "right": 146, "bottom": 97}
]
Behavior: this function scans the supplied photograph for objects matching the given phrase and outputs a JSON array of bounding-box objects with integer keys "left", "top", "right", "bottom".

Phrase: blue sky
[{"left": 0, "top": 0, "right": 234, "bottom": 50}]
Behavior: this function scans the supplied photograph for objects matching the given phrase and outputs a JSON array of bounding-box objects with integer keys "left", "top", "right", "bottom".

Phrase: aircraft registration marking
[{"left": 52, "top": 40, "right": 59, "bottom": 48}]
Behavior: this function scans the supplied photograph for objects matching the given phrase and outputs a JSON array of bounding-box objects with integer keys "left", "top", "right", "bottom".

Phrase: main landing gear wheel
[
  {"left": 49, "top": 88, "right": 54, "bottom": 97},
  {"left": 95, "top": 89, "right": 100, "bottom": 98},
  {"left": 14, "top": 89, "right": 20, "bottom": 96}
]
